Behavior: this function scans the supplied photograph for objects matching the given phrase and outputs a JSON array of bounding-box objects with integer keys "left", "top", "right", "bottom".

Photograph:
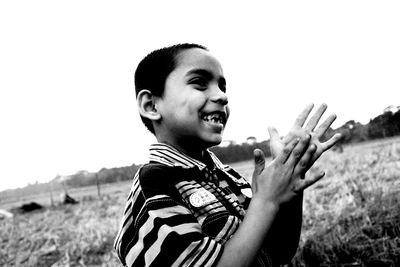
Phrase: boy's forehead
[{"left": 176, "top": 48, "right": 224, "bottom": 75}]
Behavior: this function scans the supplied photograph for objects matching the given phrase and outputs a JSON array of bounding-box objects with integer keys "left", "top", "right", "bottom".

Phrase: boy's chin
[{"left": 202, "top": 136, "right": 223, "bottom": 148}]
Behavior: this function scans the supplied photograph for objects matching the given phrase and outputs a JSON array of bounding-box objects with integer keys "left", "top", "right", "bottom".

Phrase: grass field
[{"left": 1, "top": 137, "right": 400, "bottom": 266}]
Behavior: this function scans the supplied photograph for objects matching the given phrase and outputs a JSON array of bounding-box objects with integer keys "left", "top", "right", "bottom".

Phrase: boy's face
[{"left": 155, "top": 48, "right": 230, "bottom": 152}]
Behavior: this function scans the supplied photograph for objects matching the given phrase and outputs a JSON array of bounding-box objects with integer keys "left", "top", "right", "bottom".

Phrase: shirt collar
[{"left": 148, "top": 143, "right": 225, "bottom": 171}]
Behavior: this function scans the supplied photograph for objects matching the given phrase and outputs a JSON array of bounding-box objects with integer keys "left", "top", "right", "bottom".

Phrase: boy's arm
[
  {"left": 261, "top": 103, "right": 342, "bottom": 264},
  {"left": 216, "top": 134, "right": 321, "bottom": 267},
  {"left": 263, "top": 193, "right": 304, "bottom": 263}
]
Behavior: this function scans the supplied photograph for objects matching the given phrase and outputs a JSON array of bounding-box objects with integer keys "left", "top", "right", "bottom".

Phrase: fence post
[
  {"left": 49, "top": 180, "right": 54, "bottom": 207},
  {"left": 96, "top": 173, "right": 101, "bottom": 198}
]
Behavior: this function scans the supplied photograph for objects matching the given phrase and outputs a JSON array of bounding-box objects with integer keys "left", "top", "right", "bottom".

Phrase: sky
[{"left": 0, "top": 1, "right": 399, "bottom": 191}]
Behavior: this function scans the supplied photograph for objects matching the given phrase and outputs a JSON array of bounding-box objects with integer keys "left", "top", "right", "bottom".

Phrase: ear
[{"left": 137, "top": 90, "right": 161, "bottom": 121}]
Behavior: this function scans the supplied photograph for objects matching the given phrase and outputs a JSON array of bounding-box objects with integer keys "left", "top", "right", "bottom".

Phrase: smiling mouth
[{"left": 201, "top": 111, "right": 226, "bottom": 126}]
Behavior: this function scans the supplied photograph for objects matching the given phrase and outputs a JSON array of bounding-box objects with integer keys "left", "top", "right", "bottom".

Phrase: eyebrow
[{"left": 186, "top": 68, "right": 226, "bottom": 85}]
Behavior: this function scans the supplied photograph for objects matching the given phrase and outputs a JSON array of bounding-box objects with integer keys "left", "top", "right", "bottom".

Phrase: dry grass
[
  {"left": 0, "top": 194, "right": 125, "bottom": 266},
  {"left": 1, "top": 138, "right": 400, "bottom": 266},
  {"left": 291, "top": 139, "right": 400, "bottom": 266}
]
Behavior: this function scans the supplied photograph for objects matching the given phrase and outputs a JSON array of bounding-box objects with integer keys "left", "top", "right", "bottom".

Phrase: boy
[{"left": 114, "top": 43, "right": 341, "bottom": 267}]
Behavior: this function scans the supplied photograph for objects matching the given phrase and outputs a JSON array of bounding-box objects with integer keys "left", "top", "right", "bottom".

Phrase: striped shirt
[{"left": 114, "top": 143, "right": 273, "bottom": 267}]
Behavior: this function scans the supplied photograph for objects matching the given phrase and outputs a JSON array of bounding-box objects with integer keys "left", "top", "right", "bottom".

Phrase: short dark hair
[{"left": 135, "top": 43, "right": 208, "bottom": 134}]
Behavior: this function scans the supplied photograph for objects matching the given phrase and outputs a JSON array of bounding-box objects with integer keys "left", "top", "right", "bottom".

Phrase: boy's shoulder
[
  {"left": 139, "top": 162, "right": 198, "bottom": 183},
  {"left": 137, "top": 162, "right": 197, "bottom": 200}
]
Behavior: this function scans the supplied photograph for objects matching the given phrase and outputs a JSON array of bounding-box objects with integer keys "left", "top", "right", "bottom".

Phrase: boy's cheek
[{"left": 225, "top": 106, "right": 231, "bottom": 122}]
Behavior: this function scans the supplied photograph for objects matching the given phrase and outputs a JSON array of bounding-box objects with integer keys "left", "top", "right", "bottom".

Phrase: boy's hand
[
  {"left": 252, "top": 135, "right": 324, "bottom": 205},
  {"left": 268, "top": 103, "right": 342, "bottom": 172}
]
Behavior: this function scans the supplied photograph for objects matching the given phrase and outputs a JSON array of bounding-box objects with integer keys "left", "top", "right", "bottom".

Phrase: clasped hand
[{"left": 251, "top": 103, "right": 342, "bottom": 205}]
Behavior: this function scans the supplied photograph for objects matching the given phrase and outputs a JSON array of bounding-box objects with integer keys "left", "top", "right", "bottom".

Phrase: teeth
[{"left": 203, "top": 113, "right": 224, "bottom": 124}]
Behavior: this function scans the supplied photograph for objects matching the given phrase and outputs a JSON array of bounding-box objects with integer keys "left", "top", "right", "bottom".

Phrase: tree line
[
  {"left": 333, "top": 107, "right": 400, "bottom": 144},
  {"left": 64, "top": 164, "right": 140, "bottom": 188},
  {"left": 1, "top": 106, "right": 398, "bottom": 197},
  {"left": 211, "top": 106, "right": 400, "bottom": 164}
]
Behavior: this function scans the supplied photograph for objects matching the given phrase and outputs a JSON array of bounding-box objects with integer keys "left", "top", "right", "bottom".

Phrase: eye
[
  {"left": 219, "top": 79, "right": 227, "bottom": 93},
  {"left": 189, "top": 77, "right": 208, "bottom": 90}
]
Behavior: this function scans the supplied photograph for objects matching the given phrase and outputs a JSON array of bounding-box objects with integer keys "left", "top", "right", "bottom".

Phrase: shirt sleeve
[
  {"left": 222, "top": 165, "right": 276, "bottom": 266},
  {"left": 114, "top": 164, "right": 224, "bottom": 267}
]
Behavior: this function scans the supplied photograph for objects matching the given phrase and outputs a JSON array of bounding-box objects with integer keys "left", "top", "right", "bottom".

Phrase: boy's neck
[{"left": 157, "top": 140, "right": 208, "bottom": 162}]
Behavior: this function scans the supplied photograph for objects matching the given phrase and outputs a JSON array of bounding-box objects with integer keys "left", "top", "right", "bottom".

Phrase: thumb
[
  {"left": 253, "top": 149, "right": 266, "bottom": 176},
  {"left": 268, "top": 126, "right": 280, "bottom": 141},
  {"left": 268, "top": 126, "right": 281, "bottom": 158}
]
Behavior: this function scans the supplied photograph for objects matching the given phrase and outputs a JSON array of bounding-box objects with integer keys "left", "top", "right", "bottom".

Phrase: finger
[
  {"left": 320, "top": 133, "right": 343, "bottom": 152},
  {"left": 314, "top": 114, "right": 337, "bottom": 138},
  {"left": 305, "top": 103, "right": 327, "bottom": 131},
  {"left": 294, "top": 171, "right": 325, "bottom": 192},
  {"left": 253, "top": 149, "right": 266, "bottom": 176},
  {"left": 276, "top": 137, "right": 300, "bottom": 164},
  {"left": 267, "top": 126, "right": 280, "bottom": 141},
  {"left": 286, "top": 134, "right": 311, "bottom": 167},
  {"left": 294, "top": 143, "right": 317, "bottom": 175},
  {"left": 293, "top": 103, "right": 314, "bottom": 127}
]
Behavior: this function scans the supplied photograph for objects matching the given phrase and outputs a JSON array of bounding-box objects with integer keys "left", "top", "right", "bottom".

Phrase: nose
[{"left": 210, "top": 86, "right": 228, "bottom": 105}]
